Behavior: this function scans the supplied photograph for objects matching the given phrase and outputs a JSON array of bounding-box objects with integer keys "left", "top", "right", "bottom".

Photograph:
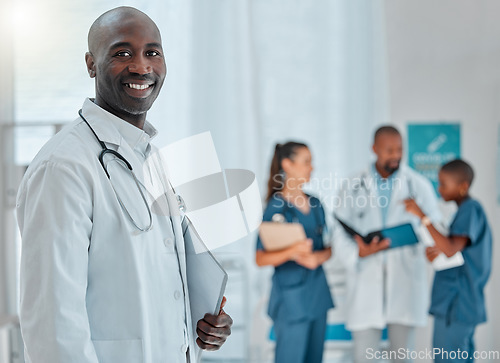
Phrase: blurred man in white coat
[{"left": 335, "top": 126, "right": 441, "bottom": 363}]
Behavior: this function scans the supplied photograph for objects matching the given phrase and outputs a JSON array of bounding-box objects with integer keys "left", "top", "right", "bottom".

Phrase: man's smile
[
  {"left": 122, "top": 81, "right": 155, "bottom": 98},
  {"left": 125, "top": 83, "right": 153, "bottom": 90}
]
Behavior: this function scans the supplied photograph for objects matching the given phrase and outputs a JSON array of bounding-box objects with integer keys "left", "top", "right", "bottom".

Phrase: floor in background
[
  {"left": 202, "top": 350, "right": 391, "bottom": 363},
  {"left": 203, "top": 359, "right": 390, "bottom": 363}
]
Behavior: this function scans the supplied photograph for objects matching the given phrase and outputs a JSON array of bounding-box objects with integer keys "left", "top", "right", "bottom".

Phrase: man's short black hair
[
  {"left": 441, "top": 159, "right": 474, "bottom": 185},
  {"left": 374, "top": 125, "right": 401, "bottom": 143}
]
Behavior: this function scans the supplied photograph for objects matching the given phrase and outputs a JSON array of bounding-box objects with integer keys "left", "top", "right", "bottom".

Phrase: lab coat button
[
  {"left": 181, "top": 344, "right": 188, "bottom": 352},
  {"left": 174, "top": 290, "right": 181, "bottom": 300},
  {"left": 164, "top": 237, "right": 173, "bottom": 247}
]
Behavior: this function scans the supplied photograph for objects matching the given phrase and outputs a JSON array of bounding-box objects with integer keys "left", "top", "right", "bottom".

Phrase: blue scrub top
[
  {"left": 373, "top": 164, "right": 400, "bottom": 227},
  {"left": 429, "top": 197, "right": 492, "bottom": 325},
  {"left": 257, "top": 194, "right": 334, "bottom": 323}
]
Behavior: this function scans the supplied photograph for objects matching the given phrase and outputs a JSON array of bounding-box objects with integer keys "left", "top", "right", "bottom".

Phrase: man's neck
[
  {"left": 93, "top": 98, "right": 146, "bottom": 130},
  {"left": 375, "top": 162, "right": 392, "bottom": 179}
]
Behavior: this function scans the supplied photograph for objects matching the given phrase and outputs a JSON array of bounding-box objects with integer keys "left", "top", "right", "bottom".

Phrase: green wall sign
[{"left": 408, "top": 123, "right": 461, "bottom": 196}]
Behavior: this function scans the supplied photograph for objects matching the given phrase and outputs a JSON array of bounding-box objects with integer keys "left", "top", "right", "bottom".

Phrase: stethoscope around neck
[{"left": 79, "top": 109, "right": 154, "bottom": 232}]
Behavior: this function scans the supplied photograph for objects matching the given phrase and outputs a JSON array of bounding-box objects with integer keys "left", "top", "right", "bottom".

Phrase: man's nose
[
  {"left": 128, "top": 56, "right": 152, "bottom": 75},
  {"left": 391, "top": 151, "right": 402, "bottom": 159}
]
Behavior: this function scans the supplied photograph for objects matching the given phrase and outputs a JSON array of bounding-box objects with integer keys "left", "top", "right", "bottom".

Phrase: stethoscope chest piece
[{"left": 271, "top": 213, "right": 286, "bottom": 223}]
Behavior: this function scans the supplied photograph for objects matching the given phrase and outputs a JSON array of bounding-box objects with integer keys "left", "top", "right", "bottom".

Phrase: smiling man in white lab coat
[
  {"left": 334, "top": 126, "right": 441, "bottom": 363},
  {"left": 16, "top": 7, "right": 232, "bottom": 363}
]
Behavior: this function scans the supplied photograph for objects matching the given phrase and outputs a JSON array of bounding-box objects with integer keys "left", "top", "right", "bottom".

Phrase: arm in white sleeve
[{"left": 17, "top": 161, "right": 99, "bottom": 363}]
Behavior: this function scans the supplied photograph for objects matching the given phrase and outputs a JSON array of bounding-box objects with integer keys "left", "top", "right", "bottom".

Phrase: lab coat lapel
[
  {"left": 169, "top": 202, "right": 187, "bottom": 274},
  {"left": 148, "top": 149, "right": 199, "bottom": 359},
  {"left": 385, "top": 166, "right": 412, "bottom": 226},
  {"left": 388, "top": 169, "right": 404, "bottom": 208},
  {"left": 148, "top": 150, "right": 188, "bottom": 278},
  {"left": 165, "top": 189, "right": 200, "bottom": 361},
  {"left": 362, "top": 166, "right": 383, "bottom": 228}
]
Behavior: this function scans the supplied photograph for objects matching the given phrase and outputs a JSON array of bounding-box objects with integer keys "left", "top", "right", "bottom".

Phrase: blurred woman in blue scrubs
[{"left": 256, "top": 141, "right": 334, "bottom": 363}]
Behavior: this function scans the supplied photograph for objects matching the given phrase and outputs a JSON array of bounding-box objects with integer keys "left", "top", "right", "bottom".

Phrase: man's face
[
  {"left": 87, "top": 16, "right": 166, "bottom": 119},
  {"left": 373, "top": 133, "right": 403, "bottom": 174}
]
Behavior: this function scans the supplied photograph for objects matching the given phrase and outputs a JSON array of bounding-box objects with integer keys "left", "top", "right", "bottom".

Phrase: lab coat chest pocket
[{"left": 92, "top": 338, "right": 143, "bottom": 363}]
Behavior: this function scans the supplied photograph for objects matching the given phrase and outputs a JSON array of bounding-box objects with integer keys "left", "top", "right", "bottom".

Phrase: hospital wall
[{"left": 385, "top": 0, "right": 500, "bottom": 360}]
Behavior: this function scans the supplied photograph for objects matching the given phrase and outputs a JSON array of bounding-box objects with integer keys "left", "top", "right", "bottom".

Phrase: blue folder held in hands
[{"left": 335, "top": 216, "right": 419, "bottom": 248}]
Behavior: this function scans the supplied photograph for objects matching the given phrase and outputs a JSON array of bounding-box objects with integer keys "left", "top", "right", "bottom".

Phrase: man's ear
[{"left": 85, "top": 52, "right": 96, "bottom": 78}]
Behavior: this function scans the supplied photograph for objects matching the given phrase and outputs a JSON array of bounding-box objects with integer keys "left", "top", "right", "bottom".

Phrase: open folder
[
  {"left": 335, "top": 216, "right": 419, "bottom": 248},
  {"left": 183, "top": 216, "right": 228, "bottom": 334},
  {"left": 259, "top": 222, "right": 307, "bottom": 251}
]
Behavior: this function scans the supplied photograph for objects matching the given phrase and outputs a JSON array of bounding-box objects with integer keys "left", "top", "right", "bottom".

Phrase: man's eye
[
  {"left": 115, "top": 51, "right": 131, "bottom": 57},
  {"left": 146, "top": 50, "right": 161, "bottom": 57}
]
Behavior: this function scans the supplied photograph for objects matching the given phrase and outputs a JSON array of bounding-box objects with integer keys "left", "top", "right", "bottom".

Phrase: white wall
[{"left": 385, "top": 0, "right": 500, "bottom": 360}]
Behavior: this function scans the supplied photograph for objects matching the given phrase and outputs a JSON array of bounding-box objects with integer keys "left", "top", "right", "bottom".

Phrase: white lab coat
[
  {"left": 334, "top": 165, "right": 441, "bottom": 331},
  {"left": 16, "top": 99, "right": 200, "bottom": 363}
]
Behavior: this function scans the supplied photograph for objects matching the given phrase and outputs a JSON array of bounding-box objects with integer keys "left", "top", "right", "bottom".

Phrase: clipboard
[
  {"left": 258, "top": 222, "right": 307, "bottom": 251},
  {"left": 183, "top": 215, "right": 228, "bottom": 333},
  {"left": 335, "top": 216, "right": 419, "bottom": 248}
]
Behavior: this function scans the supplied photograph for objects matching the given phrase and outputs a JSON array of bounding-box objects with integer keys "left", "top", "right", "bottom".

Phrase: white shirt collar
[{"left": 81, "top": 98, "right": 158, "bottom": 157}]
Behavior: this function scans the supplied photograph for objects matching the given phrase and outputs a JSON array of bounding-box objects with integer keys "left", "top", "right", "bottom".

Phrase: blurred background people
[{"left": 334, "top": 126, "right": 442, "bottom": 362}]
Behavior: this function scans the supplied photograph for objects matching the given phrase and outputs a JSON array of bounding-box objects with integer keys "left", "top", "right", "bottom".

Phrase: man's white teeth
[{"left": 127, "top": 83, "right": 151, "bottom": 90}]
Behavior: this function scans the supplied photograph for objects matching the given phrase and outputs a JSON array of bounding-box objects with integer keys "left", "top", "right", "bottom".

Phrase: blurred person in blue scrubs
[
  {"left": 404, "top": 159, "right": 492, "bottom": 363},
  {"left": 255, "top": 142, "right": 334, "bottom": 363}
]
